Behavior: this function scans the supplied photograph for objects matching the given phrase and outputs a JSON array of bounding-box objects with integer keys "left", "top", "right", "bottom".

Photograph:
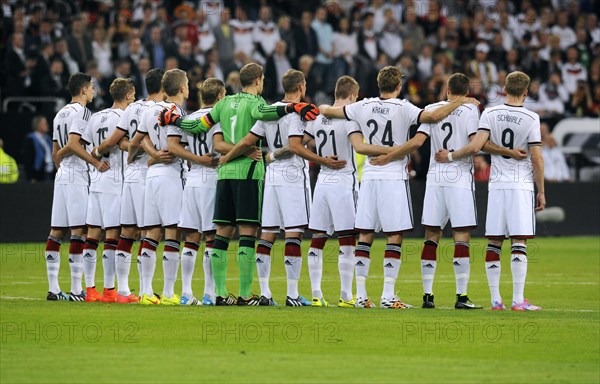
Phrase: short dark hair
[
  {"left": 281, "top": 69, "right": 305, "bottom": 93},
  {"left": 335, "top": 76, "right": 359, "bottom": 99},
  {"left": 239, "top": 63, "right": 263, "bottom": 87},
  {"left": 447, "top": 73, "right": 470, "bottom": 96},
  {"left": 146, "top": 68, "right": 165, "bottom": 95},
  {"left": 67, "top": 72, "right": 92, "bottom": 97},
  {"left": 162, "top": 68, "right": 187, "bottom": 96},
  {"left": 199, "top": 78, "right": 225, "bottom": 105},
  {"left": 109, "top": 78, "right": 135, "bottom": 102},
  {"left": 377, "top": 66, "right": 404, "bottom": 93}
]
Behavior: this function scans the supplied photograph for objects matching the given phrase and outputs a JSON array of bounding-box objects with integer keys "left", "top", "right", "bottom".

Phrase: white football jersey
[
  {"left": 418, "top": 101, "right": 479, "bottom": 189},
  {"left": 344, "top": 97, "right": 422, "bottom": 180},
  {"left": 117, "top": 99, "right": 156, "bottom": 179},
  {"left": 183, "top": 107, "right": 219, "bottom": 187},
  {"left": 138, "top": 101, "right": 186, "bottom": 179},
  {"left": 53, "top": 102, "right": 91, "bottom": 185},
  {"left": 250, "top": 102, "right": 308, "bottom": 187},
  {"left": 479, "top": 104, "right": 541, "bottom": 191},
  {"left": 83, "top": 108, "right": 124, "bottom": 195},
  {"left": 305, "top": 115, "right": 361, "bottom": 189}
]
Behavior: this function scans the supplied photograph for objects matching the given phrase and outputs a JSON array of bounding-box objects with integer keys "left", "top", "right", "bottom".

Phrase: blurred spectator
[
  {"left": 540, "top": 123, "right": 571, "bottom": 182},
  {"left": 312, "top": 7, "right": 334, "bottom": 93},
  {"left": 146, "top": 26, "right": 166, "bottom": 69},
  {"left": 66, "top": 17, "right": 93, "bottom": 71},
  {"left": 5, "top": 32, "right": 30, "bottom": 97},
  {"left": 101, "top": 60, "right": 131, "bottom": 106},
  {"left": 551, "top": 11, "right": 576, "bottom": 50},
  {"left": 567, "top": 80, "right": 594, "bottom": 117},
  {"left": 298, "top": 55, "right": 316, "bottom": 102},
  {"left": 487, "top": 70, "right": 508, "bottom": 107},
  {"left": 562, "top": 46, "right": 587, "bottom": 95},
  {"left": 265, "top": 40, "right": 292, "bottom": 101},
  {"left": 21, "top": 116, "right": 54, "bottom": 182},
  {"left": 469, "top": 42, "right": 498, "bottom": 89},
  {"left": 31, "top": 42, "right": 55, "bottom": 95},
  {"left": 523, "top": 44, "right": 549, "bottom": 82},
  {"left": 53, "top": 38, "right": 79, "bottom": 76},
  {"left": 136, "top": 57, "right": 151, "bottom": 98},
  {"left": 277, "top": 15, "right": 295, "bottom": 59},
  {"left": 253, "top": 6, "right": 280, "bottom": 65},
  {"left": 231, "top": 8, "right": 255, "bottom": 65},
  {"left": 213, "top": 8, "right": 235, "bottom": 74},
  {"left": 0, "top": 139, "right": 19, "bottom": 184},
  {"left": 587, "top": 14, "right": 600, "bottom": 45},
  {"left": 380, "top": 9, "right": 402, "bottom": 63},
  {"left": 367, "top": 0, "right": 386, "bottom": 33},
  {"left": 503, "top": 49, "right": 522, "bottom": 73},
  {"left": 92, "top": 26, "right": 113, "bottom": 77},
  {"left": 295, "top": 11, "right": 319, "bottom": 65},
  {"left": 473, "top": 155, "right": 490, "bottom": 182},
  {"left": 225, "top": 71, "right": 241, "bottom": 95},
  {"left": 332, "top": 17, "right": 358, "bottom": 81},
  {"left": 203, "top": 49, "right": 224, "bottom": 81},
  {"left": 196, "top": 10, "right": 216, "bottom": 63},
  {"left": 177, "top": 40, "right": 195, "bottom": 72},
  {"left": 538, "top": 71, "right": 569, "bottom": 117},
  {"left": 417, "top": 44, "right": 434, "bottom": 80},
  {"left": 40, "top": 58, "right": 69, "bottom": 101},
  {"left": 401, "top": 7, "right": 425, "bottom": 54}
]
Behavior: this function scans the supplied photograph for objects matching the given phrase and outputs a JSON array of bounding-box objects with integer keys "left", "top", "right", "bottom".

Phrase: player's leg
[
  {"left": 257, "top": 184, "right": 281, "bottom": 303},
  {"left": 421, "top": 226, "right": 442, "bottom": 308},
  {"left": 139, "top": 178, "right": 161, "bottom": 304},
  {"left": 60, "top": 184, "right": 88, "bottom": 301},
  {"left": 378, "top": 180, "right": 413, "bottom": 309},
  {"left": 354, "top": 180, "right": 380, "bottom": 309},
  {"left": 446, "top": 187, "right": 481, "bottom": 309},
  {"left": 211, "top": 179, "right": 236, "bottom": 305},
  {"left": 485, "top": 189, "right": 507, "bottom": 310},
  {"left": 115, "top": 225, "right": 137, "bottom": 303},
  {"left": 45, "top": 227, "right": 67, "bottom": 300},
  {"left": 83, "top": 226, "right": 103, "bottom": 302},
  {"left": 179, "top": 186, "right": 202, "bottom": 305},
  {"left": 283, "top": 231, "right": 308, "bottom": 307},
  {"left": 337, "top": 231, "right": 356, "bottom": 307},
  {"left": 306, "top": 184, "right": 331, "bottom": 307},
  {"left": 420, "top": 185, "right": 446, "bottom": 308},
  {"left": 201, "top": 232, "right": 216, "bottom": 305},
  {"left": 160, "top": 225, "right": 182, "bottom": 304},
  {"left": 180, "top": 231, "right": 201, "bottom": 305},
  {"left": 507, "top": 190, "right": 540, "bottom": 311},
  {"left": 354, "top": 231, "right": 375, "bottom": 308},
  {"left": 256, "top": 232, "right": 277, "bottom": 304},
  {"left": 100, "top": 227, "right": 120, "bottom": 303},
  {"left": 233, "top": 179, "right": 262, "bottom": 306}
]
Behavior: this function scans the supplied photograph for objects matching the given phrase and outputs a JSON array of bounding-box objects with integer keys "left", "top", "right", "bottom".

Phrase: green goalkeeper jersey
[{"left": 179, "top": 92, "right": 286, "bottom": 180}]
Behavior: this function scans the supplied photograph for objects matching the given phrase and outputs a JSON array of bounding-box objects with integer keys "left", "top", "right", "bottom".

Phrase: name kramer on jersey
[
  {"left": 372, "top": 106, "right": 390, "bottom": 115},
  {"left": 497, "top": 114, "right": 523, "bottom": 124}
]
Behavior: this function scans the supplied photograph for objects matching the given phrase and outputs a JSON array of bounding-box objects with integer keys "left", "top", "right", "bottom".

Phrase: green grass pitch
[{"left": 1, "top": 237, "right": 598, "bottom": 383}]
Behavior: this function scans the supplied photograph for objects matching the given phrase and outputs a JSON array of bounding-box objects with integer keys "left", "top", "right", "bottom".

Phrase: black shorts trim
[{"left": 452, "top": 225, "right": 477, "bottom": 231}]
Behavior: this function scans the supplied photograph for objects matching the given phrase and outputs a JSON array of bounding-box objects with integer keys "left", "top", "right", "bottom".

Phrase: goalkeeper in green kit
[{"left": 158, "top": 63, "right": 319, "bottom": 305}]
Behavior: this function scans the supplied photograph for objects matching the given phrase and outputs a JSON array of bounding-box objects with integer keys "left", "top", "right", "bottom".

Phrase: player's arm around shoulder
[
  {"left": 369, "top": 132, "right": 428, "bottom": 166},
  {"left": 530, "top": 145, "right": 546, "bottom": 211},
  {"left": 419, "top": 97, "right": 480, "bottom": 123},
  {"left": 435, "top": 129, "right": 490, "bottom": 163},
  {"left": 65, "top": 130, "right": 109, "bottom": 172}
]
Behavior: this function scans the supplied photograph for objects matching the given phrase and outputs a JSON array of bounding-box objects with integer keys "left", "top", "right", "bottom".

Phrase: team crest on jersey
[
  {"left": 101, "top": 115, "right": 108, "bottom": 123},
  {"left": 231, "top": 101, "right": 240, "bottom": 109},
  {"left": 58, "top": 111, "right": 70, "bottom": 118}
]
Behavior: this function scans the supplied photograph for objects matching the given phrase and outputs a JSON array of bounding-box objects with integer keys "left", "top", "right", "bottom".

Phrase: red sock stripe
[
  {"left": 485, "top": 250, "right": 501, "bottom": 262},
  {"left": 117, "top": 237, "right": 134, "bottom": 253},
  {"left": 421, "top": 243, "right": 437, "bottom": 261},
  {"left": 284, "top": 243, "right": 302, "bottom": 257},
  {"left": 184, "top": 242, "right": 200, "bottom": 251},
  {"left": 256, "top": 245, "right": 272, "bottom": 255},
  {"left": 104, "top": 239, "right": 118, "bottom": 251},
  {"left": 46, "top": 239, "right": 61, "bottom": 252},
  {"left": 205, "top": 240, "right": 214, "bottom": 249},
  {"left": 338, "top": 236, "right": 356, "bottom": 247},
  {"left": 164, "top": 245, "right": 179, "bottom": 252},
  {"left": 384, "top": 250, "right": 401, "bottom": 259},
  {"left": 142, "top": 241, "right": 157, "bottom": 252},
  {"left": 83, "top": 239, "right": 99, "bottom": 250},
  {"left": 310, "top": 237, "right": 327, "bottom": 250},
  {"left": 454, "top": 244, "right": 470, "bottom": 258}
]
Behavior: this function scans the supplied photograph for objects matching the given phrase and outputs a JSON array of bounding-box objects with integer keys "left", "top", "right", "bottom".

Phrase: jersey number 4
[{"left": 366, "top": 119, "right": 394, "bottom": 146}]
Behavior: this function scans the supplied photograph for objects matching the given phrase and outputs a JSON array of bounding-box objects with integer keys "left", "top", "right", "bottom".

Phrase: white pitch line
[{"left": 0, "top": 296, "right": 44, "bottom": 301}]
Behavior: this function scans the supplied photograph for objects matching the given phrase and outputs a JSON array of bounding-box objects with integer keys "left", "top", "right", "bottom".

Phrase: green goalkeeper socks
[
  {"left": 238, "top": 236, "right": 257, "bottom": 298},
  {"left": 210, "top": 235, "right": 230, "bottom": 297}
]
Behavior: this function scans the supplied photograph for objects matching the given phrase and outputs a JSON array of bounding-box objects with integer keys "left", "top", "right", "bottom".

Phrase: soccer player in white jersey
[
  {"left": 72, "top": 78, "right": 134, "bottom": 303},
  {"left": 435, "top": 71, "right": 545, "bottom": 311},
  {"left": 167, "top": 78, "right": 225, "bottom": 305},
  {"left": 321, "top": 66, "right": 478, "bottom": 309},
  {"left": 219, "top": 69, "right": 345, "bottom": 307},
  {"left": 94, "top": 68, "right": 166, "bottom": 303},
  {"left": 304, "top": 76, "right": 395, "bottom": 308},
  {"left": 127, "top": 69, "right": 188, "bottom": 305},
  {"left": 45, "top": 73, "right": 108, "bottom": 301},
  {"left": 371, "top": 73, "right": 527, "bottom": 309}
]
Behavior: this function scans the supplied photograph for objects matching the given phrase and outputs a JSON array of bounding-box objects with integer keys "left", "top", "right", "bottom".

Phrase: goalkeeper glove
[
  {"left": 286, "top": 102, "right": 320, "bottom": 122},
  {"left": 158, "top": 105, "right": 182, "bottom": 127}
]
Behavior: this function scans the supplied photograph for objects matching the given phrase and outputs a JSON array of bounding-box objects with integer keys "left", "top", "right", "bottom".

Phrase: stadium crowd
[{"left": 0, "top": 0, "right": 598, "bottom": 183}]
